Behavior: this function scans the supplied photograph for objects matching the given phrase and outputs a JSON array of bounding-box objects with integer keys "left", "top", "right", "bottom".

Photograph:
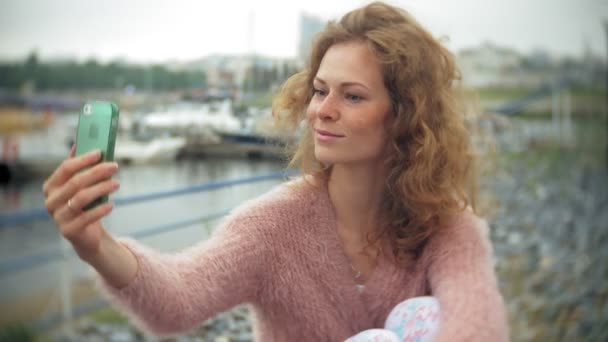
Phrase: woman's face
[{"left": 306, "top": 42, "right": 392, "bottom": 167}]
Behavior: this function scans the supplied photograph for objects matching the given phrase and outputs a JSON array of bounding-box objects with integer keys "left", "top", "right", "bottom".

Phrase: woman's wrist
[{"left": 87, "top": 231, "right": 139, "bottom": 289}]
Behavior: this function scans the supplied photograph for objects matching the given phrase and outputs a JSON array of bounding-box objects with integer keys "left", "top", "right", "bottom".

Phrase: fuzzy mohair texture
[{"left": 97, "top": 177, "right": 508, "bottom": 341}]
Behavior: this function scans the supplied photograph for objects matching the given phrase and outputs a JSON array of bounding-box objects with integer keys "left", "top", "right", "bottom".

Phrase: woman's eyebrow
[{"left": 314, "top": 77, "right": 370, "bottom": 91}]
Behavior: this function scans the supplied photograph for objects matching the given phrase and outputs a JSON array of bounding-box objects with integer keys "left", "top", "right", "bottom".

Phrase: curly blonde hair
[{"left": 272, "top": 1, "right": 478, "bottom": 266}]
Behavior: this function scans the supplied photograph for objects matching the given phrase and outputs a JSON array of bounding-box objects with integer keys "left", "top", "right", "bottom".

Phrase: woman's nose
[{"left": 316, "top": 94, "right": 339, "bottom": 121}]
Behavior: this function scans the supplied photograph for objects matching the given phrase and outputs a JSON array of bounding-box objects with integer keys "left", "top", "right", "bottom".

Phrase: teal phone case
[{"left": 74, "top": 101, "right": 119, "bottom": 209}]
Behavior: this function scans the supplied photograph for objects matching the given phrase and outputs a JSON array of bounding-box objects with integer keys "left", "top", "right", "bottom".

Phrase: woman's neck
[{"left": 327, "top": 163, "right": 386, "bottom": 244}]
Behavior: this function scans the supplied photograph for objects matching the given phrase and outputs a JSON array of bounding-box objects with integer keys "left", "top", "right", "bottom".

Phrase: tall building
[{"left": 298, "top": 14, "right": 326, "bottom": 66}]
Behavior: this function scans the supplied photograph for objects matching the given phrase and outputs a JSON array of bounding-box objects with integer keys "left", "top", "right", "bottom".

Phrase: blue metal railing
[
  {"left": 0, "top": 212, "right": 229, "bottom": 276},
  {"left": 0, "top": 171, "right": 293, "bottom": 227},
  {"left": 0, "top": 171, "right": 295, "bottom": 277}
]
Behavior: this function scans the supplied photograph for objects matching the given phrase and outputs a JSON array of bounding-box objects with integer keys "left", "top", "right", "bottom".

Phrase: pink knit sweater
[{"left": 98, "top": 177, "right": 509, "bottom": 341}]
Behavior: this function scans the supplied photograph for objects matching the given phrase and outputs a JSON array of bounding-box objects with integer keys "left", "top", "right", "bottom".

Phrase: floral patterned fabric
[{"left": 346, "top": 297, "right": 440, "bottom": 342}]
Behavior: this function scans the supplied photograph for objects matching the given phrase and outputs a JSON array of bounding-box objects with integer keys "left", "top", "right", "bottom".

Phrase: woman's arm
[
  {"left": 97, "top": 214, "right": 270, "bottom": 337},
  {"left": 43, "top": 147, "right": 271, "bottom": 337},
  {"left": 426, "top": 213, "right": 509, "bottom": 342},
  {"left": 86, "top": 229, "right": 138, "bottom": 288}
]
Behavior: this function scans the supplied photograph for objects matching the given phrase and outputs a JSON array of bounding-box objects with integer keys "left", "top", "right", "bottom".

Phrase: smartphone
[{"left": 74, "top": 101, "right": 119, "bottom": 209}]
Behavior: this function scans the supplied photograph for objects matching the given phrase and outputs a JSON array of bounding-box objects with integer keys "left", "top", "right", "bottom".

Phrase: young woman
[{"left": 43, "top": 2, "right": 508, "bottom": 341}]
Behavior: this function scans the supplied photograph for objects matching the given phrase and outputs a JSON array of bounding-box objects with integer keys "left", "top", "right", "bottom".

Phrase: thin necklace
[{"left": 350, "top": 263, "right": 362, "bottom": 280}]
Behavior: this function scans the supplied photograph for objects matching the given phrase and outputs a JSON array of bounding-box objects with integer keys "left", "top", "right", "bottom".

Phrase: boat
[{"left": 114, "top": 136, "right": 186, "bottom": 165}]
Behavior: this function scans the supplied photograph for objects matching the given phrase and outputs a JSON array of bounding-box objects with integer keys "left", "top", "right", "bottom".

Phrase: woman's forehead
[{"left": 316, "top": 42, "right": 384, "bottom": 88}]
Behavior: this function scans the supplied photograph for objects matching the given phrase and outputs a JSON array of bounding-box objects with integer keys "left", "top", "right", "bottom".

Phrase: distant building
[
  {"left": 457, "top": 41, "right": 606, "bottom": 88},
  {"left": 298, "top": 14, "right": 326, "bottom": 66},
  {"left": 177, "top": 54, "right": 297, "bottom": 99},
  {"left": 457, "top": 42, "right": 527, "bottom": 87},
  {"left": 577, "top": 40, "right": 606, "bottom": 88}
]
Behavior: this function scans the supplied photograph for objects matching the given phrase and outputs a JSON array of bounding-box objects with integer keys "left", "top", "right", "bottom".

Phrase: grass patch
[
  {"left": 476, "top": 87, "right": 531, "bottom": 100},
  {"left": 90, "top": 308, "right": 128, "bottom": 325},
  {"left": 498, "top": 135, "right": 606, "bottom": 171},
  {"left": 475, "top": 85, "right": 606, "bottom": 103},
  {"left": 241, "top": 90, "right": 275, "bottom": 108},
  {"left": 498, "top": 145, "right": 564, "bottom": 167},
  {"left": 570, "top": 86, "right": 606, "bottom": 98},
  {"left": 0, "top": 322, "right": 36, "bottom": 342},
  {"left": 512, "top": 111, "right": 554, "bottom": 120},
  {"left": 577, "top": 119, "right": 607, "bottom": 142},
  {"left": 496, "top": 116, "right": 607, "bottom": 170}
]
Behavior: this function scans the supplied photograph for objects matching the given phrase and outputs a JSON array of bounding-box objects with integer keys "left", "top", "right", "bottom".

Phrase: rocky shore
[
  {"left": 490, "top": 148, "right": 607, "bottom": 340},
  {"left": 51, "top": 306, "right": 254, "bottom": 342}
]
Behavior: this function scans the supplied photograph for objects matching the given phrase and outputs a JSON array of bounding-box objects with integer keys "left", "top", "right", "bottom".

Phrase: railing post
[
  {"left": 59, "top": 238, "right": 74, "bottom": 336},
  {"left": 552, "top": 82, "right": 560, "bottom": 143},
  {"left": 563, "top": 88, "right": 573, "bottom": 145},
  {"left": 204, "top": 220, "right": 213, "bottom": 236},
  {"left": 604, "top": 19, "right": 608, "bottom": 168}
]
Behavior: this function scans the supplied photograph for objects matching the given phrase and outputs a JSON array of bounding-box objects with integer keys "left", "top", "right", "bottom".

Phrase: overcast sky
[{"left": 0, "top": 0, "right": 606, "bottom": 63}]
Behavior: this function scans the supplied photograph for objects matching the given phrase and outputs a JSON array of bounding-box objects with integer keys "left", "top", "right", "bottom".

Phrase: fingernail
[
  {"left": 87, "top": 150, "right": 101, "bottom": 159},
  {"left": 112, "top": 162, "right": 119, "bottom": 170}
]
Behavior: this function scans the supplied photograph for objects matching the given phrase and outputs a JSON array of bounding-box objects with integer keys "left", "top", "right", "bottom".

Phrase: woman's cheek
[
  {"left": 350, "top": 117, "right": 372, "bottom": 131},
  {"left": 305, "top": 104, "right": 316, "bottom": 122},
  {"left": 354, "top": 117, "right": 366, "bottom": 127}
]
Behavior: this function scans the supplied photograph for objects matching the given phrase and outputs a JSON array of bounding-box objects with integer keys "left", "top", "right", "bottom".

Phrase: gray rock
[{"left": 108, "top": 330, "right": 135, "bottom": 342}]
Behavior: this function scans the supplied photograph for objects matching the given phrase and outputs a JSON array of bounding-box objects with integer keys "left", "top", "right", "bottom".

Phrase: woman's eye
[
  {"left": 346, "top": 94, "right": 363, "bottom": 102},
  {"left": 312, "top": 88, "right": 327, "bottom": 96}
]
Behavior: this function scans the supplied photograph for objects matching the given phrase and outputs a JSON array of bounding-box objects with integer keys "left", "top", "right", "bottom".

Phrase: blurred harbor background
[{"left": 1, "top": 0, "right": 607, "bottom": 341}]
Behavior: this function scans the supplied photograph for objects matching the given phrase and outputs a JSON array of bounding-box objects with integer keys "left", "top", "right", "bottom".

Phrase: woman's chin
[{"left": 314, "top": 153, "right": 339, "bottom": 166}]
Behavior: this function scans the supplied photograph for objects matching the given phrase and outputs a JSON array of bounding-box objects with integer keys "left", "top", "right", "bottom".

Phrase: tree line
[
  {"left": 0, "top": 52, "right": 206, "bottom": 91},
  {"left": 243, "top": 60, "right": 300, "bottom": 92}
]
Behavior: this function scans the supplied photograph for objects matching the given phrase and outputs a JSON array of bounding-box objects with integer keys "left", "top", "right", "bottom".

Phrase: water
[{"left": 0, "top": 158, "right": 286, "bottom": 319}]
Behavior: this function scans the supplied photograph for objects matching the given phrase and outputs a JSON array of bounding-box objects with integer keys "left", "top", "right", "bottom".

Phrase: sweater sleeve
[
  {"left": 95, "top": 213, "right": 270, "bottom": 337},
  {"left": 425, "top": 212, "right": 509, "bottom": 341}
]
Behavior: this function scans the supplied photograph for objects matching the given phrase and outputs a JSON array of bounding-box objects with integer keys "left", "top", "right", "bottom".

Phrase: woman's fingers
[
  {"left": 45, "top": 161, "right": 118, "bottom": 214},
  {"left": 54, "top": 179, "right": 120, "bottom": 222},
  {"left": 60, "top": 202, "right": 114, "bottom": 242},
  {"left": 42, "top": 146, "right": 74, "bottom": 198},
  {"left": 73, "top": 179, "right": 120, "bottom": 212},
  {"left": 43, "top": 149, "right": 101, "bottom": 198}
]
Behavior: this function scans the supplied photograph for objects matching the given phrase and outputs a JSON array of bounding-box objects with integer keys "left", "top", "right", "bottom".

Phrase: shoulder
[
  {"left": 235, "top": 176, "right": 321, "bottom": 217},
  {"left": 424, "top": 209, "right": 493, "bottom": 260},
  {"left": 445, "top": 209, "right": 490, "bottom": 241},
  {"left": 217, "top": 175, "right": 325, "bottom": 233}
]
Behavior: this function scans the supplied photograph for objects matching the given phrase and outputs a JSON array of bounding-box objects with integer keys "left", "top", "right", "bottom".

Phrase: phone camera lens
[{"left": 83, "top": 104, "right": 92, "bottom": 115}]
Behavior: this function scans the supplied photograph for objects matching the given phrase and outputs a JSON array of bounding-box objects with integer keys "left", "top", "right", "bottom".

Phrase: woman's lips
[{"left": 315, "top": 129, "right": 344, "bottom": 142}]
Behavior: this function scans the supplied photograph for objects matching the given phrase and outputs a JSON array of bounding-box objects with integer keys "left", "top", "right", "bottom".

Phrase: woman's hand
[{"left": 43, "top": 146, "right": 119, "bottom": 262}]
